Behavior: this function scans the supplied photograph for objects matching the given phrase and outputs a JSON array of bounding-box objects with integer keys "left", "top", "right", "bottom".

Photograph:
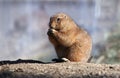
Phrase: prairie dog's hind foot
[{"left": 52, "top": 58, "right": 70, "bottom": 63}]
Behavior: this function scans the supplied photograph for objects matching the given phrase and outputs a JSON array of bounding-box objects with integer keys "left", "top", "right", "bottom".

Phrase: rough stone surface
[{"left": 0, "top": 62, "right": 120, "bottom": 78}]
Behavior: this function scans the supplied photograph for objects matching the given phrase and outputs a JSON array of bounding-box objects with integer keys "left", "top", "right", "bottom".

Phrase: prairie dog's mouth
[
  {"left": 49, "top": 26, "right": 60, "bottom": 31},
  {"left": 49, "top": 26, "right": 54, "bottom": 29}
]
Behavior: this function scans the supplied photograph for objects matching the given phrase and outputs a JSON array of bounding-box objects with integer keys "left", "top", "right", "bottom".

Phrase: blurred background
[{"left": 0, "top": 0, "right": 120, "bottom": 64}]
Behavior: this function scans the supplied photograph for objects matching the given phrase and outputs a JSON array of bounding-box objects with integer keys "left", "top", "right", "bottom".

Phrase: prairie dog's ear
[{"left": 64, "top": 15, "right": 67, "bottom": 19}]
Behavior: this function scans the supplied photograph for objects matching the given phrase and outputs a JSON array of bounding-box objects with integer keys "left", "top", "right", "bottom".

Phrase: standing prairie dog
[{"left": 47, "top": 13, "right": 92, "bottom": 62}]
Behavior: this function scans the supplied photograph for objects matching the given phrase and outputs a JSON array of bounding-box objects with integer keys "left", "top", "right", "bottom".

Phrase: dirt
[{"left": 0, "top": 60, "right": 120, "bottom": 78}]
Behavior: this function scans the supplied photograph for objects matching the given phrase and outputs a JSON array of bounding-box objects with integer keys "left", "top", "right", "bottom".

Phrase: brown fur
[{"left": 47, "top": 13, "right": 92, "bottom": 62}]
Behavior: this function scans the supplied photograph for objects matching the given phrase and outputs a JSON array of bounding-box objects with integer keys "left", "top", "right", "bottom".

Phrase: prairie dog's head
[{"left": 49, "top": 13, "right": 74, "bottom": 31}]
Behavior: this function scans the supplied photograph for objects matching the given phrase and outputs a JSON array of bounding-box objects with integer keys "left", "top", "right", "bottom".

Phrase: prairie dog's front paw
[{"left": 47, "top": 29, "right": 57, "bottom": 36}]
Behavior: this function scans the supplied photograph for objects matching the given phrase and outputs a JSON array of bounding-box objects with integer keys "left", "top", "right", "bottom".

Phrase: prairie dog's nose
[{"left": 49, "top": 22, "right": 52, "bottom": 28}]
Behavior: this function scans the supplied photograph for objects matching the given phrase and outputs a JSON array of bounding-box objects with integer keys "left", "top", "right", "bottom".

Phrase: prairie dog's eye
[{"left": 56, "top": 18, "right": 60, "bottom": 22}]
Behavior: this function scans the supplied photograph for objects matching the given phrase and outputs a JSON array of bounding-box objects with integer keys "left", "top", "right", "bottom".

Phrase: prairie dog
[{"left": 47, "top": 13, "right": 92, "bottom": 62}]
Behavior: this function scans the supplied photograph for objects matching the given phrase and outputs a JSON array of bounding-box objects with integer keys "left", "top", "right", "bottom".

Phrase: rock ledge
[{"left": 0, "top": 62, "right": 120, "bottom": 78}]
